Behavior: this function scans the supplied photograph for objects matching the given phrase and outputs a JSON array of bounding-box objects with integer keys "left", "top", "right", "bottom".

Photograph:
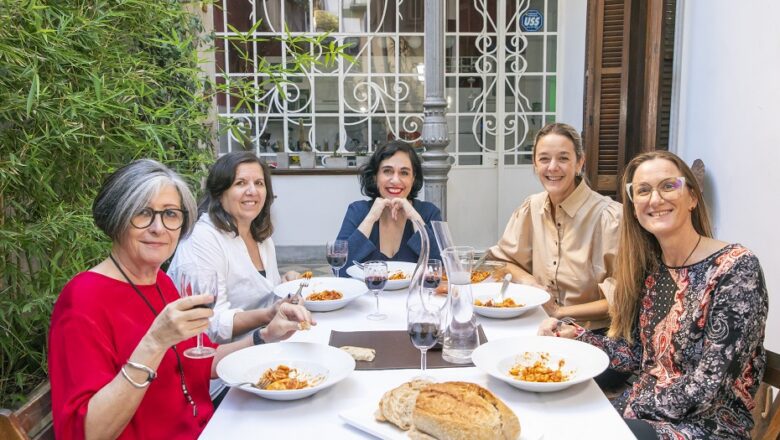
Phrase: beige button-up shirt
[{"left": 490, "top": 182, "right": 622, "bottom": 329}]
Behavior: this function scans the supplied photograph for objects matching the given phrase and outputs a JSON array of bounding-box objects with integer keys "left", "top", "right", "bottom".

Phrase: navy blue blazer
[{"left": 335, "top": 199, "right": 442, "bottom": 276}]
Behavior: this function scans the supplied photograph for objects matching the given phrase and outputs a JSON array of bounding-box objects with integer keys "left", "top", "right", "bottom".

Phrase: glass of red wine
[
  {"left": 423, "top": 259, "right": 443, "bottom": 293},
  {"left": 326, "top": 240, "right": 349, "bottom": 277},
  {"left": 176, "top": 265, "right": 218, "bottom": 359},
  {"left": 364, "top": 260, "right": 388, "bottom": 320},
  {"left": 407, "top": 297, "right": 442, "bottom": 374}
]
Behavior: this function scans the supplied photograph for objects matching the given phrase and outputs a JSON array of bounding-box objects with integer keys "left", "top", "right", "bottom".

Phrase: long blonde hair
[{"left": 609, "top": 151, "right": 713, "bottom": 342}]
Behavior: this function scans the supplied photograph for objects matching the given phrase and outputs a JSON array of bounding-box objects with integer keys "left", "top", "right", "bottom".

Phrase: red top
[{"left": 49, "top": 270, "right": 216, "bottom": 439}]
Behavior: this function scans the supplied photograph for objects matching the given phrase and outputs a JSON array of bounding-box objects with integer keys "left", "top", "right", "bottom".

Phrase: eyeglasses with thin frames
[
  {"left": 130, "top": 208, "right": 186, "bottom": 230},
  {"left": 625, "top": 176, "right": 687, "bottom": 203}
]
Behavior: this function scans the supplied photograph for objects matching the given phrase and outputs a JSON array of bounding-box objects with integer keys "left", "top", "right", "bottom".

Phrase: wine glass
[
  {"left": 326, "top": 240, "right": 349, "bottom": 277},
  {"left": 423, "top": 259, "right": 443, "bottom": 294},
  {"left": 407, "top": 296, "right": 442, "bottom": 374},
  {"left": 364, "top": 261, "right": 388, "bottom": 320},
  {"left": 176, "top": 265, "right": 218, "bottom": 359}
]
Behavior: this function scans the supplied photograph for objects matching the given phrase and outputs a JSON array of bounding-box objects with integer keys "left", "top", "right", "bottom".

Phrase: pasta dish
[
  {"left": 388, "top": 271, "right": 408, "bottom": 280},
  {"left": 474, "top": 298, "right": 523, "bottom": 308},
  {"left": 508, "top": 352, "right": 570, "bottom": 383},
  {"left": 306, "top": 290, "right": 343, "bottom": 301},
  {"left": 257, "top": 365, "right": 324, "bottom": 390}
]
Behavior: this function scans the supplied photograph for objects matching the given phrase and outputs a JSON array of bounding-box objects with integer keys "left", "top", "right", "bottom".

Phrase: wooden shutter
[
  {"left": 584, "top": 0, "right": 678, "bottom": 197},
  {"left": 583, "top": 0, "right": 632, "bottom": 197}
]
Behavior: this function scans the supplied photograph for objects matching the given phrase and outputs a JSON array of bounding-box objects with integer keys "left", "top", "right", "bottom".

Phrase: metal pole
[{"left": 420, "top": 0, "right": 451, "bottom": 219}]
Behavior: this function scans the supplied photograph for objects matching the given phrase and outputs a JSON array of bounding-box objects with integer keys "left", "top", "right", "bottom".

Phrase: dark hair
[
  {"left": 198, "top": 152, "right": 275, "bottom": 242},
  {"left": 93, "top": 159, "right": 196, "bottom": 242},
  {"left": 358, "top": 140, "right": 423, "bottom": 199}
]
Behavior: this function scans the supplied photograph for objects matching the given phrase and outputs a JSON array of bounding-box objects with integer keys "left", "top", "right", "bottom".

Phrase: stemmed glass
[
  {"left": 364, "top": 261, "right": 388, "bottom": 320},
  {"left": 176, "top": 265, "right": 218, "bottom": 359},
  {"left": 423, "top": 259, "right": 443, "bottom": 294},
  {"left": 407, "top": 294, "right": 442, "bottom": 374},
  {"left": 326, "top": 240, "right": 349, "bottom": 277}
]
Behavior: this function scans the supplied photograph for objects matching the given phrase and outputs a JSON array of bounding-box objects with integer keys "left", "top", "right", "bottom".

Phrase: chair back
[
  {"left": 0, "top": 382, "right": 54, "bottom": 440},
  {"left": 752, "top": 349, "right": 780, "bottom": 440}
]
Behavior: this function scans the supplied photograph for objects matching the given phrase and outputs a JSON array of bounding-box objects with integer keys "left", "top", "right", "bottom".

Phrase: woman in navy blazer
[{"left": 336, "top": 141, "right": 442, "bottom": 275}]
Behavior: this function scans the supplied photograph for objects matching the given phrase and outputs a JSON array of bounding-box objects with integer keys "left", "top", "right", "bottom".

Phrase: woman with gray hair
[{"left": 48, "top": 159, "right": 312, "bottom": 439}]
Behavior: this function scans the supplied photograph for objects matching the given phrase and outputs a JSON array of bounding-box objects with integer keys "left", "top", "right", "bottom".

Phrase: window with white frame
[{"left": 213, "top": 0, "right": 557, "bottom": 167}]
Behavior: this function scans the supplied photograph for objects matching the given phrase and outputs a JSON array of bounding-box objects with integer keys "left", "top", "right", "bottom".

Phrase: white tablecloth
[{"left": 200, "top": 287, "right": 636, "bottom": 440}]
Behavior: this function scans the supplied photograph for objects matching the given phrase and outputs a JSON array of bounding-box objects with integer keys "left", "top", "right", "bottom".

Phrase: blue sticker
[{"left": 520, "top": 9, "right": 544, "bottom": 32}]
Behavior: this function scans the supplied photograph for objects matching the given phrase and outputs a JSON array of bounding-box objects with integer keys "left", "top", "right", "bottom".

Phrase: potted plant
[{"left": 323, "top": 149, "right": 348, "bottom": 168}]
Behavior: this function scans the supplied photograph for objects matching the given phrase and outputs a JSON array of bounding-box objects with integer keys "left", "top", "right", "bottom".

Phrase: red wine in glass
[
  {"left": 365, "top": 275, "right": 387, "bottom": 290},
  {"left": 326, "top": 254, "right": 347, "bottom": 268},
  {"left": 408, "top": 322, "right": 441, "bottom": 348},
  {"left": 423, "top": 274, "right": 441, "bottom": 289}
]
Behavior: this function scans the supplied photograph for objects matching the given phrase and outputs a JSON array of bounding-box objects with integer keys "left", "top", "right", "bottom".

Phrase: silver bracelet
[{"left": 121, "top": 361, "right": 157, "bottom": 388}]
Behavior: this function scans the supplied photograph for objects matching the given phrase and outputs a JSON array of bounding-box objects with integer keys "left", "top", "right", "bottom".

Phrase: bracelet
[
  {"left": 120, "top": 361, "right": 157, "bottom": 388},
  {"left": 253, "top": 326, "right": 267, "bottom": 346}
]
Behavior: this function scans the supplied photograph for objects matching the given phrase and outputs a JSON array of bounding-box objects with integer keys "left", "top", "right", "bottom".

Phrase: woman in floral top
[{"left": 540, "top": 151, "right": 768, "bottom": 439}]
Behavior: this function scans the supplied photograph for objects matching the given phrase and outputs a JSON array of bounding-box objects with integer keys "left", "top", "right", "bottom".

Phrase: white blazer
[{"left": 168, "top": 214, "right": 282, "bottom": 343}]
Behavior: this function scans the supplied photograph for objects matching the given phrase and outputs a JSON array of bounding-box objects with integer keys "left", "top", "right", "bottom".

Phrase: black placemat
[{"left": 328, "top": 326, "right": 487, "bottom": 370}]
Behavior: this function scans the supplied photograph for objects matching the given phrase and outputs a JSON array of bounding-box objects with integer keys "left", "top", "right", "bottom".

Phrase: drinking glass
[
  {"left": 364, "top": 261, "right": 388, "bottom": 320},
  {"left": 423, "top": 259, "right": 443, "bottom": 294},
  {"left": 407, "top": 300, "right": 441, "bottom": 374},
  {"left": 326, "top": 240, "right": 349, "bottom": 277},
  {"left": 176, "top": 265, "right": 218, "bottom": 359}
]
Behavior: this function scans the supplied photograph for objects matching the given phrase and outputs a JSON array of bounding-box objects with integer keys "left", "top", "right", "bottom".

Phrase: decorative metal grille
[{"left": 214, "top": 0, "right": 557, "bottom": 167}]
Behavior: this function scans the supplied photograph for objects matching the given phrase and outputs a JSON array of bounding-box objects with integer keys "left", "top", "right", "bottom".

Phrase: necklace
[
  {"left": 109, "top": 254, "right": 199, "bottom": 417},
  {"left": 665, "top": 234, "right": 702, "bottom": 267}
]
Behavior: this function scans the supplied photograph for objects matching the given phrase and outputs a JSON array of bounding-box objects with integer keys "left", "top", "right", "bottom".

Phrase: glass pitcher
[{"left": 439, "top": 246, "right": 479, "bottom": 364}]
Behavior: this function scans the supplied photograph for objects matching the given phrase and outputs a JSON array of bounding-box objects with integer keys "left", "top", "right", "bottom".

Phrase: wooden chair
[
  {"left": 753, "top": 349, "right": 780, "bottom": 440},
  {"left": 0, "top": 382, "right": 54, "bottom": 440}
]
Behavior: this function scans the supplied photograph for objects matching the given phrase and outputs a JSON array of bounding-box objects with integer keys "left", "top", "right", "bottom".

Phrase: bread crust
[
  {"left": 374, "top": 379, "right": 432, "bottom": 430},
  {"left": 412, "top": 382, "right": 520, "bottom": 440}
]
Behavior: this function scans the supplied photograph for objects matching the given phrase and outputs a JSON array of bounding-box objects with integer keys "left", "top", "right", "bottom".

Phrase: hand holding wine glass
[
  {"left": 326, "top": 240, "right": 349, "bottom": 277},
  {"left": 176, "top": 265, "right": 218, "bottom": 359},
  {"left": 364, "top": 261, "right": 388, "bottom": 320}
]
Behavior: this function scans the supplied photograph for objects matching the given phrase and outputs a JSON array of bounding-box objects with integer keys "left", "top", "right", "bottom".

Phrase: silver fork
[
  {"left": 554, "top": 316, "right": 576, "bottom": 336},
  {"left": 288, "top": 278, "right": 309, "bottom": 304}
]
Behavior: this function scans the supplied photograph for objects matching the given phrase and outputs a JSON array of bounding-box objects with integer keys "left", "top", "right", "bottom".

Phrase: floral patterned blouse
[{"left": 579, "top": 244, "right": 768, "bottom": 439}]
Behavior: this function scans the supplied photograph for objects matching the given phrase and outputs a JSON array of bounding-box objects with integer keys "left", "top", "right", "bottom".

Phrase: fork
[
  {"left": 288, "top": 278, "right": 309, "bottom": 304},
  {"left": 554, "top": 316, "right": 576, "bottom": 336}
]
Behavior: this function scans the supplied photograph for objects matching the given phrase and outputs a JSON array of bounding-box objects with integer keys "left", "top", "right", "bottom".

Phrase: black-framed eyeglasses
[{"left": 130, "top": 208, "right": 187, "bottom": 230}]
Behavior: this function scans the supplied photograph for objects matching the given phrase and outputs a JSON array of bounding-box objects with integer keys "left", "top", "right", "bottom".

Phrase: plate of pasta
[
  {"left": 274, "top": 277, "right": 367, "bottom": 312},
  {"left": 472, "top": 336, "right": 609, "bottom": 392},
  {"left": 345, "top": 261, "right": 417, "bottom": 291},
  {"left": 471, "top": 283, "right": 550, "bottom": 319},
  {"left": 217, "top": 342, "right": 356, "bottom": 400}
]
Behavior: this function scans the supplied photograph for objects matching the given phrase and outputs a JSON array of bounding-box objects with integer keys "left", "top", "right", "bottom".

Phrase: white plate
[
  {"left": 273, "top": 277, "right": 367, "bottom": 312},
  {"left": 216, "top": 342, "right": 355, "bottom": 401},
  {"left": 345, "top": 261, "right": 417, "bottom": 291},
  {"left": 339, "top": 402, "right": 543, "bottom": 440},
  {"left": 472, "top": 336, "right": 609, "bottom": 392},
  {"left": 471, "top": 283, "right": 550, "bottom": 319}
]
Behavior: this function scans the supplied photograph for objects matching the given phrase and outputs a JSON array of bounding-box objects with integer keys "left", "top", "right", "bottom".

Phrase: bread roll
[
  {"left": 412, "top": 382, "right": 520, "bottom": 440},
  {"left": 374, "top": 379, "right": 432, "bottom": 430}
]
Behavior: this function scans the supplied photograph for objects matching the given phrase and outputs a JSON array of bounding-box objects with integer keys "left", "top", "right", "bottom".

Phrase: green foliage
[{"left": 0, "top": 0, "right": 213, "bottom": 407}]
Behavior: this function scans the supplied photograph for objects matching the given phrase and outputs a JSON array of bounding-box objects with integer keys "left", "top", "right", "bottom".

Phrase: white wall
[
  {"left": 675, "top": 0, "right": 780, "bottom": 351},
  {"left": 271, "top": 175, "right": 363, "bottom": 246}
]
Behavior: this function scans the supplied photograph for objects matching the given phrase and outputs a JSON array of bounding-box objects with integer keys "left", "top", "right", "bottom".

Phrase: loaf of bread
[
  {"left": 412, "top": 381, "right": 520, "bottom": 440},
  {"left": 376, "top": 380, "right": 520, "bottom": 440},
  {"left": 374, "top": 379, "right": 432, "bottom": 430}
]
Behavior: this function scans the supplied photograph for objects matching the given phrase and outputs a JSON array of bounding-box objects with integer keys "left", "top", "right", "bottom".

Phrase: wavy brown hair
[
  {"left": 198, "top": 151, "right": 275, "bottom": 242},
  {"left": 609, "top": 151, "right": 713, "bottom": 342}
]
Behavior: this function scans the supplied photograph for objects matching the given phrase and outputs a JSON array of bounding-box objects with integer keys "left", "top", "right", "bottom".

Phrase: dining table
[{"left": 199, "top": 283, "right": 636, "bottom": 439}]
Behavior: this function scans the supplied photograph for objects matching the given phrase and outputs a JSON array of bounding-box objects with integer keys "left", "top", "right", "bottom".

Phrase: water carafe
[{"left": 440, "top": 246, "right": 479, "bottom": 364}]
